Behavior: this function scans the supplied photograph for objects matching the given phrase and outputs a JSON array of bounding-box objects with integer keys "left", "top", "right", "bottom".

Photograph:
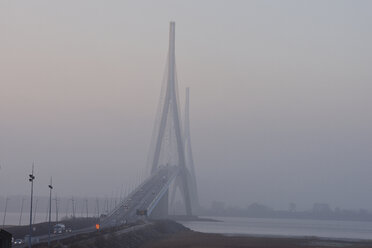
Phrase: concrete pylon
[
  {"left": 150, "top": 22, "right": 192, "bottom": 216},
  {"left": 184, "top": 88, "right": 200, "bottom": 211}
]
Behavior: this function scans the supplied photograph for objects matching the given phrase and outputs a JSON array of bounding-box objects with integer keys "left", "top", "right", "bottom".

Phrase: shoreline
[
  {"left": 143, "top": 230, "right": 372, "bottom": 248},
  {"left": 222, "top": 232, "right": 372, "bottom": 242},
  {"left": 5, "top": 219, "right": 372, "bottom": 248},
  {"left": 178, "top": 215, "right": 372, "bottom": 241},
  {"left": 168, "top": 215, "right": 221, "bottom": 222}
]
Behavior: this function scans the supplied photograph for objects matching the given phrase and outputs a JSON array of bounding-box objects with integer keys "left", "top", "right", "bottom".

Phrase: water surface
[{"left": 181, "top": 216, "right": 372, "bottom": 240}]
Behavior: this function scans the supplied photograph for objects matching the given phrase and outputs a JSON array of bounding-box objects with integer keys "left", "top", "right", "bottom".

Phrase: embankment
[{"left": 26, "top": 219, "right": 372, "bottom": 248}]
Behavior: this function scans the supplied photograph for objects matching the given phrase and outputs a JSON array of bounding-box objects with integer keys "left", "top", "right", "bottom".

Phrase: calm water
[{"left": 181, "top": 216, "right": 372, "bottom": 240}]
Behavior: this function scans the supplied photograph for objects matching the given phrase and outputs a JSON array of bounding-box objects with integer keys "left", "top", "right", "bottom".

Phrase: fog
[{"left": 0, "top": 0, "right": 371, "bottom": 211}]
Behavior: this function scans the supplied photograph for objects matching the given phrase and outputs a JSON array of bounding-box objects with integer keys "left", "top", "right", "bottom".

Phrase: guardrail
[{"left": 146, "top": 167, "right": 180, "bottom": 216}]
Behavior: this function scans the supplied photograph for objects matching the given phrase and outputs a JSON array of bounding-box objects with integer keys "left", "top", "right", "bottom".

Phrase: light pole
[
  {"left": 33, "top": 197, "right": 38, "bottom": 224},
  {"left": 85, "top": 199, "right": 88, "bottom": 218},
  {"left": 28, "top": 163, "right": 35, "bottom": 248},
  {"left": 54, "top": 196, "right": 59, "bottom": 223},
  {"left": 71, "top": 197, "right": 75, "bottom": 219},
  {"left": 2, "top": 197, "right": 10, "bottom": 228},
  {"left": 48, "top": 177, "right": 53, "bottom": 248},
  {"left": 95, "top": 197, "right": 100, "bottom": 218},
  {"left": 19, "top": 198, "right": 25, "bottom": 226}
]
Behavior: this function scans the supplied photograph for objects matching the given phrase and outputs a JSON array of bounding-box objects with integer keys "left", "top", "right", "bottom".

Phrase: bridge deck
[{"left": 101, "top": 166, "right": 179, "bottom": 228}]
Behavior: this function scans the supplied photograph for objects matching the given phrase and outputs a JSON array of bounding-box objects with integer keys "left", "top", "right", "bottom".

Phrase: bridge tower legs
[{"left": 149, "top": 22, "right": 193, "bottom": 216}]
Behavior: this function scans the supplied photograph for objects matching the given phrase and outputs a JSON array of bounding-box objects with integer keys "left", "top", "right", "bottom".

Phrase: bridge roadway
[
  {"left": 14, "top": 223, "right": 151, "bottom": 247},
  {"left": 100, "top": 165, "right": 179, "bottom": 228},
  {"left": 14, "top": 166, "right": 179, "bottom": 247}
]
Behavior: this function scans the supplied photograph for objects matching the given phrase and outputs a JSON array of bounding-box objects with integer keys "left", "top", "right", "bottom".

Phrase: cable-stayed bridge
[
  {"left": 101, "top": 22, "right": 199, "bottom": 228},
  {"left": 2, "top": 22, "right": 197, "bottom": 247}
]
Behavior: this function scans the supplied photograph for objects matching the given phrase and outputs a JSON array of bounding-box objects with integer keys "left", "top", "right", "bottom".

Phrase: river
[{"left": 180, "top": 216, "right": 372, "bottom": 240}]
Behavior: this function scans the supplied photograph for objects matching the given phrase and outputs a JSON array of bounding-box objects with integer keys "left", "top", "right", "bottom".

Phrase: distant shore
[{"left": 167, "top": 215, "right": 221, "bottom": 222}]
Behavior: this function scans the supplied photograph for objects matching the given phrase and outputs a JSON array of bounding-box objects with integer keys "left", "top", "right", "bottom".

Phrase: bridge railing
[
  {"left": 146, "top": 166, "right": 179, "bottom": 216},
  {"left": 106, "top": 175, "right": 154, "bottom": 219}
]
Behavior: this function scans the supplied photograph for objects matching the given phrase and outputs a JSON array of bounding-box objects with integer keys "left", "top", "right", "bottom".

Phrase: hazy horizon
[{"left": 1, "top": 0, "right": 372, "bottom": 211}]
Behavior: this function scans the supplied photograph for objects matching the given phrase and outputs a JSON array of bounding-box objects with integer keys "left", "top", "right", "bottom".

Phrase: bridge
[
  {"left": 101, "top": 22, "right": 199, "bottom": 228},
  {"left": 6, "top": 22, "right": 199, "bottom": 247}
]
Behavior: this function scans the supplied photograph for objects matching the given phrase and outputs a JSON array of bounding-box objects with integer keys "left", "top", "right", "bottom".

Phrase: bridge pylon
[
  {"left": 148, "top": 22, "right": 193, "bottom": 216},
  {"left": 184, "top": 88, "right": 200, "bottom": 211}
]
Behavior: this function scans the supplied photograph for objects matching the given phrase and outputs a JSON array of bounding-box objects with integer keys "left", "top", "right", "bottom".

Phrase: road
[
  {"left": 101, "top": 165, "right": 179, "bottom": 227},
  {"left": 14, "top": 165, "right": 178, "bottom": 247}
]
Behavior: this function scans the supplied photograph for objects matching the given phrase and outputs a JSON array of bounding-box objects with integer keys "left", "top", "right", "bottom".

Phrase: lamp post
[
  {"left": 48, "top": 177, "right": 53, "bottom": 248},
  {"left": 33, "top": 197, "right": 38, "bottom": 224},
  {"left": 54, "top": 196, "right": 59, "bottom": 223},
  {"left": 2, "top": 197, "right": 10, "bottom": 228},
  {"left": 95, "top": 197, "right": 100, "bottom": 218},
  {"left": 71, "top": 197, "right": 75, "bottom": 219},
  {"left": 19, "top": 198, "right": 25, "bottom": 226},
  {"left": 28, "top": 163, "right": 35, "bottom": 248},
  {"left": 85, "top": 199, "right": 88, "bottom": 218}
]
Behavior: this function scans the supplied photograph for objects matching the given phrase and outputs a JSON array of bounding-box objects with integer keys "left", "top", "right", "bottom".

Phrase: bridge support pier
[{"left": 150, "top": 190, "right": 168, "bottom": 219}]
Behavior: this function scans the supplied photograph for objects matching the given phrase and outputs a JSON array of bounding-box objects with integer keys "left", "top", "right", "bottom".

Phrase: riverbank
[
  {"left": 167, "top": 215, "right": 220, "bottom": 222},
  {"left": 142, "top": 231, "right": 372, "bottom": 248},
  {"left": 28, "top": 219, "right": 372, "bottom": 248},
  {"left": 180, "top": 216, "right": 372, "bottom": 240}
]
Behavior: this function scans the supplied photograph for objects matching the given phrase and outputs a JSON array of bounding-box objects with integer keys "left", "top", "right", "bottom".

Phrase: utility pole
[
  {"left": 71, "top": 197, "right": 75, "bottom": 218},
  {"left": 2, "top": 197, "right": 10, "bottom": 228},
  {"left": 80, "top": 200, "right": 84, "bottom": 217},
  {"left": 64, "top": 199, "right": 69, "bottom": 218},
  {"left": 109, "top": 191, "right": 113, "bottom": 212},
  {"left": 114, "top": 190, "right": 118, "bottom": 210},
  {"left": 28, "top": 163, "right": 35, "bottom": 248},
  {"left": 85, "top": 199, "right": 89, "bottom": 218},
  {"left": 95, "top": 198, "right": 100, "bottom": 218},
  {"left": 48, "top": 177, "right": 53, "bottom": 248},
  {"left": 19, "top": 198, "right": 25, "bottom": 226},
  {"left": 54, "top": 196, "right": 59, "bottom": 223},
  {"left": 45, "top": 199, "right": 49, "bottom": 222},
  {"left": 105, "top": 197, "right": 108, "bottom": 214},
  {"left": 119, "top": 184, "right": 124, "bottom": 202}
]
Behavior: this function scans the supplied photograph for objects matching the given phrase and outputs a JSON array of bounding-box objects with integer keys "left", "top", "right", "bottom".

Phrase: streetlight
[
  {"left": 71, "top": 197, "right": 75, "bottom": 219},
  {"left": 28, "top": 163, "right": 35, "bottom": 248},
  {"left": 54, "top": 196, "right": 59, "bottom": 223},
  {"left": 19, "top": 198, "right": 25, "bottom": 226},
  {"left": 2, "top": 197, "right": 10, "bottom": 228},
  {"left": 48, "top": 177, "right": 53, "bottom": 248}
]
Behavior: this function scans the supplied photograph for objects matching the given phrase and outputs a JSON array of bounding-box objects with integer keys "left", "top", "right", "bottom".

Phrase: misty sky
[{"left": 0, "top": 0, "right": 371, "bottom": 211}]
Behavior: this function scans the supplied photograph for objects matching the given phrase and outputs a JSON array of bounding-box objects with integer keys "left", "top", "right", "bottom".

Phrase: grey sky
[{"left": 0, "top": 0, "right": 371, "bottom": 210}]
